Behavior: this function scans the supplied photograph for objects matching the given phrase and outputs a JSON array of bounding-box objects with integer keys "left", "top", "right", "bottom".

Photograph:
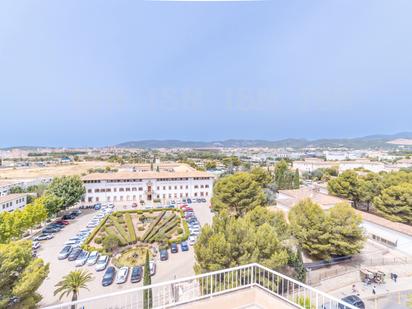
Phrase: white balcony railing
[{"left": 41, "top": 263, "right": 357, "bottom": 309}]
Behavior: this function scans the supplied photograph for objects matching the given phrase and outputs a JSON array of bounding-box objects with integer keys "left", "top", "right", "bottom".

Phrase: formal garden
[{"left": 82, "top": 209, "right": 189, "bottom": 266}]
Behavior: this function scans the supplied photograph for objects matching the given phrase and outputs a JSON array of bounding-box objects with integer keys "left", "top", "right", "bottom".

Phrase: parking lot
[{"left": 37, "top": 201, "right": 213, "bottom": 307}]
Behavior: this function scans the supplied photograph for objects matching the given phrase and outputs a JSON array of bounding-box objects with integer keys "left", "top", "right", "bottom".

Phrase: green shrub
[
  {"left": 110, "top": 215, "right": 130, "bottom": 244},
  {"left": 125, "top": 213, "right": 137, "bottom": 243},
  {"left": 95, "top": 237, "right": 102, "bottom": 244},
  {"left": 177, "top": 227, "right": 183, "bottom": 234},
  {"left": 138, "top": 226, "right": 145, "bottom": 231},
  {"left": 83, "top": 214, "right": 109, "bottom": 246},
  {"left": 142, "top": 211, "right": 166, "bottom": 241}
]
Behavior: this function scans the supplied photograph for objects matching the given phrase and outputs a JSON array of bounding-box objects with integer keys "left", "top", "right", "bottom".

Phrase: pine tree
[
  {"left": 143, "top": 250, "right": 152, "bottom": 309},
  {"left": 293, "top": 169, "right": 300, "bottom": 189}
]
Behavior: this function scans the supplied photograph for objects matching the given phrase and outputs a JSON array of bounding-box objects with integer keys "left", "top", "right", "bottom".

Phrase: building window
[
  {"left": 95, "top": 189, "right": 100, "bottom": 193},
  {"left": 205, "top": 184, "right": 209, "bottom": 188}
]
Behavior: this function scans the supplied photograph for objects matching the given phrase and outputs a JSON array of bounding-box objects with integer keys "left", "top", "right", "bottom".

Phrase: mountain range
[{"left": 115, "top": 132, "right": 412, "bottom": 149}]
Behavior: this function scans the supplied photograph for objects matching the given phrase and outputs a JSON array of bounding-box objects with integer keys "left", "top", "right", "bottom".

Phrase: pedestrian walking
[
  {"left": 372, "top": 285, "right": 376, "bottom": 295},
  {"left": 394, "top": 273, "right": 398, "bottom": 283}
]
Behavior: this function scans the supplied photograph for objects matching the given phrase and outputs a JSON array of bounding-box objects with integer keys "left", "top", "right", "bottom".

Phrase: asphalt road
[
  {"left": 37, "top": 202, "right": 212, "bottom": 307},
  {"left": 365, "top": 290, "right": 411, "bottom": 309}
]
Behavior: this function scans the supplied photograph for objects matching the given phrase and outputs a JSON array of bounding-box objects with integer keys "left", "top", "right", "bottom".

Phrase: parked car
[
  {"left": 116, "top": 267, "right": 129, "bottom": 284},
  {"left": 108, "top": 203, "right": 115, "bottom": 208},
  {"left": 338, "top": 295, "right": 365, "bottom": 309},
  {"left": 58, "top": 246, "right": 72, "bottom": 260},
  {"left": 72, "top": 209, "right": 82, "bottom": 216},
  {"left": 188, "top": 236, "right": 197, "bottom": 246},
  {"left": 187, "top": 198, "right": 192, "bottom": 204},
  {"left": 131, "top": 203, "right": 138, "bottom": 208},
  {"left": 96, "top": 255, "right": 109, "bottom": 271},
  {"left": 102, "top": 266, "right": 116, "bottom": 286},
  {"left": 32, "top": 241, "right": 41, "bottom": 250},
  {"left": 55, "top": 220, "right": 69, "bottom": 225},
  {"left": 75, "top": 250, "right": 90, "bottom": 267},
  {"left": 34, "top": 234, "right": 53, "bottom": 241},
  {"left": 48, "top": 223, "right": 64, "bottom": 229},
  {"left": 131, "top": 266, "right": 143, "bottom": 283},
  {"left": 87, "top": 251, "right": 99, "bottom": 265},
  {"left": 62, "top": 214, "right": 76, "bottom": 220},
  {"left": 68, "top": 248, "right": 82, "bottom": 261},
  {"left": 160, "top": 249, "right": 169, "bottom": 261},
  {"left": 42, "top": 228, "right": 60, "bottom": 234},
  {"left": 180, "top": 241, "right": 189, "bottom": 252},
  {"left": 94, "top": 204, "right": 101, "bottom": 210},
  {"left": 149, "top": 261, "right": 156, "bottom": 276},
  {"left": 170, "top": 243, "right": 178, "bottom": 253}
]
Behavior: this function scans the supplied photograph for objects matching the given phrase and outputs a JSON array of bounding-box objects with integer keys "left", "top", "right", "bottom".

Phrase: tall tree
[
  {"left": 211, "top": 173, "right": 266, "bottom": 217},
  {"left": 47, "top": 176, "right": 85, "bottom": 209},
  {"left": 326, "top": 202, "right": 365, "bottom": 256},
  {"left": 0, "top": 202, "right": 47, "bottom": 243},
  {"left": 328, "top": 170, "right": 361, "bottom": 207},
  {"left": 293, "top": 169, "right": 300, "bottom": 189},
  {"left": 54, "top": 270, "right": 93, "bottom": 309},
  {"left": 289, "top": 199, "right": 365, "bottom": 259},
  {"left": 0, "top": 240, "right": 49, "bottom": 308},
  {"left": 143, "top": 250, "right": 152, "bottom": 309},
  {"left": 194, "top": 210, "right": 289, "bottom": 274},
  {"left": 288, "top": 199, "right": 332, "bottom": 260},
  {"left": 38, "top": 194, "right": 64, "bottom": 217},
  {"left": 373, "top": 183, "right": 412, "bottom": 224},
  {"left": 250, "top": 167, "right": 273, "bottom": 188}
]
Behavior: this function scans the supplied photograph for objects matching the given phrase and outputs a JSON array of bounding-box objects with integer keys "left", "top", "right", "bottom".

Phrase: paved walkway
[{"left": 330, "top": 276, "right": 412, "bottom": 300}]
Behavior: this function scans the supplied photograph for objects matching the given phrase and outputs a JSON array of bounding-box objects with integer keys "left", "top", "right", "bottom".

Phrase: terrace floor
[{"left": 176, "top": 287, "right": 297, "bottom": 309}]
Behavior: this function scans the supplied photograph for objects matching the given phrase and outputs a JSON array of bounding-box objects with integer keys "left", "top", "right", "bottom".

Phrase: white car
[
  {"left": 108, "top": 204, "right": 115, "bottom": 208},
  {"left": 87, "top": 251, "right": 99, "bottom": 265},
  {"left": 149, "top": 261, "right": 156, "bottom": 276},
  {"left": 189, "top": 236, "right": 197, "bottom": 246},
  {"left": 75, "top": 250, "right": 90, "bottom": 267},
  {"left": 116, "top": 267, "right": 129, "bottom": 284},
  {"left": 95, "top": 255, "right": 109, "bottom": 271},
  {"left": 32, "top": 241, "right": 41, "bottom": 250},
  {"left": 64, "top": 239, "right": 79, "bottom": 246}
]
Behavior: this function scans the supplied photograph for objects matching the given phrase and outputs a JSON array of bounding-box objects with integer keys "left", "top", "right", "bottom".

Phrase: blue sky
[{"left": 1, "top": 1, "right": 411, "bottom": 147}]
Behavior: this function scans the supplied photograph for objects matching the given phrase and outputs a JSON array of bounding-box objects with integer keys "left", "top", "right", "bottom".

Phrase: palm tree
[{"left": 54, "top": 269, "right": 93, "bottom": 309}]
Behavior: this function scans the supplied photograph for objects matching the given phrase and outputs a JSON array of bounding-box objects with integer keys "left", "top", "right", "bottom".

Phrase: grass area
[
  {"left": 83, "top": 208, "right": 189, "bottom": 254},
  {"left": 112, "top": 247, "right": 151, "bottom": 267}
]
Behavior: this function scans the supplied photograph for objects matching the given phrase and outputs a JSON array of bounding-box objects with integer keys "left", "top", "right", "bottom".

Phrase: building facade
[
  {"left": 0, "top": 193, "right": 27, "bottom": 213},
  {"left": 82, "top": 171, "right": 215, "bottom": 204}
]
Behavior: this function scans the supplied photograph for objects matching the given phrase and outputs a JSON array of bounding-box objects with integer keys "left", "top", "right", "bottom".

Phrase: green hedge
[
  {"left": 110, "top": 215, "right": 130, "bottom": 244},
  {"left": 142, "top": 211, "right": 166, "bottom": 241},
  {"left": 125, "top": 213, "right": 137, "bottom": 243},
  {"left": 82, "top": 214, "right": 109, "bottom": 247},
  {"left": 145, "top": 214, "right": 177, "bottom": 242},
  {"left": 147, "top": 217, "right": 179, "bottom": 243}
]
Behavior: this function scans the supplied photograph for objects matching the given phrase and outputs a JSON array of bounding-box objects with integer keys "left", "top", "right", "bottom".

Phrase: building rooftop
[
  {"left": 278, "top": 187, "right": 348, "bottom": 209},
  {"left": 82, "top": 170, "right": 215, "bottom": 181},
  {"left": 357, "top": 210, "right": 412, "bottom": 237},
  {"left": 0, "top": 193, "right": 27, "bottom": 203}
]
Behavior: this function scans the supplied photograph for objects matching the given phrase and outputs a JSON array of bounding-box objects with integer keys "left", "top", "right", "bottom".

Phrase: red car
[
  {"left": 183, "top": 207, "right": 194, "bottom": 212},
  {"left": 179, "top": 204, "right": 188, "bottom": 209},
  {"left": 55, "top": 220, "right": 70, "bottom": 225}
]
